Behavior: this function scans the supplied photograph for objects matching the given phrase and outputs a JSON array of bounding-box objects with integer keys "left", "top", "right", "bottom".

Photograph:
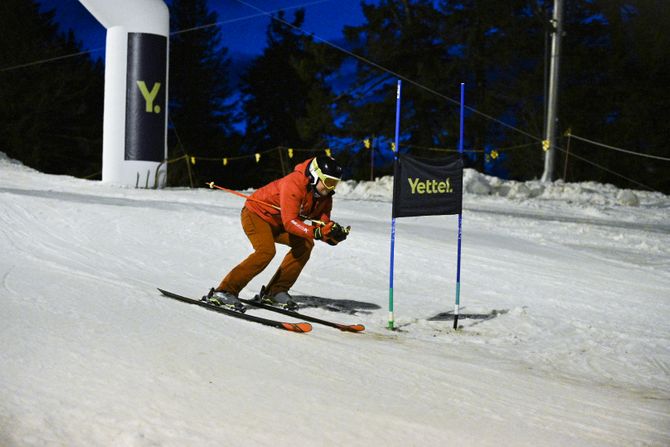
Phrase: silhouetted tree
[
  {"left": 0, "top": 0, "right": 103, "bottom": 177},
  {"left": 168, "top": 0, "right": 237, "bottom": 187},
  {"left": 240, "top": 9, "right": 339, "bottom": 185}
]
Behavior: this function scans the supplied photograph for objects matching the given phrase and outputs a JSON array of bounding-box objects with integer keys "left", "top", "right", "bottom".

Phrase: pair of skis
[{"left": 157, "top": 288, "right": 365, "bottom": 334}]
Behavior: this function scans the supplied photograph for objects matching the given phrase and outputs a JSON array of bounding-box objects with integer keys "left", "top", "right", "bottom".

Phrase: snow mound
[
  {"left": 0, "top": 151, "right": 36, "bottom": 173},
  {"left": 336, "top": 168, "right": 663, "bottom": 210},
  {"left": 336, "top": 175, "right": 393, "bottom": 200}
]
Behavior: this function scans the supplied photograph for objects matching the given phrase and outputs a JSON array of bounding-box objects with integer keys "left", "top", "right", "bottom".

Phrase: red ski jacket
[{"left": 244, "top": 158, "right": 332, "bottom": 239}]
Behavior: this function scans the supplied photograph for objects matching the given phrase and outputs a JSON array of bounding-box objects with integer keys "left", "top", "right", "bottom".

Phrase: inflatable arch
[{"left": 79, "top": 0, "right": 169, "bottom": 187}]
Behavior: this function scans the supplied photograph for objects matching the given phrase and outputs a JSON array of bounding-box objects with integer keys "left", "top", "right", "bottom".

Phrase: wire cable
[
  {"left": 171, "top": 0, "right": 332, "bottom": 35},
  {"left": 0, "top": 49, "right": 103, "bottom": 73},
  {"left": 568, "top": 133, "right": 670, "bottom": 162},
  {"left": 233, "top": 0, "right": 541, "bottom": 143},
  {"left": 551, "top": 142, "right": 654, "bottom": 190},
  {"left": 0, "top": 0, "right": 334, "bottom": 73}
]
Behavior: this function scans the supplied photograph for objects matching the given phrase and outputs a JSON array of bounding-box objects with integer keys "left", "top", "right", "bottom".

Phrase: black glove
[
  {"left": 313, "top": 222, "right": 350, "bottom": 244},
  {"left": 329, "top": 222, "right": 350, "bottom": 243}
]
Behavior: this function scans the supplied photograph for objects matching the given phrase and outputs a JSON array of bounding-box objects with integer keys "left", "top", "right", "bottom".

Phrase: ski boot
[
  {"left": 261, "top": 291, "right": 299, "bottom": 311},
  {"left": 203, "top": 288, "right": 246, "bottom": 313}
]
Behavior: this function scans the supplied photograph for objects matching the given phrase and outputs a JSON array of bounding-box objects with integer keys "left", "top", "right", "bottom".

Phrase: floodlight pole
[{"left": 541, "top": 0, "right": 563, "bottom": 182}]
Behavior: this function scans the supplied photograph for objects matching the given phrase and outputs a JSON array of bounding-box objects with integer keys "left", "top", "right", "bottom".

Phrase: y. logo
[{"left": 136, "top": 81, "right": 162, "bottom": 113}]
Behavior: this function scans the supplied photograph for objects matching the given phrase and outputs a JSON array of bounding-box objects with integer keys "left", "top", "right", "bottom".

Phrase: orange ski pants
[{"left": 217, "top": 207, "right": 314, "bottom": 296}]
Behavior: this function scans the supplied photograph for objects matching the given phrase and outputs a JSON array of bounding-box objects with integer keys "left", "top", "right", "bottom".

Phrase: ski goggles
[{"left": 314, "top": 168, "right": 340, "bottom": 190}]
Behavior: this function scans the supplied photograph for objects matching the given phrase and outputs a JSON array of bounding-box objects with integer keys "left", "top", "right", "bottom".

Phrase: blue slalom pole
[
  {"left": 454, "top": 82, "right": 465, "bottom": 330},
  {"left": 388, "top": 79, "right": 402, "bottom": 330}
]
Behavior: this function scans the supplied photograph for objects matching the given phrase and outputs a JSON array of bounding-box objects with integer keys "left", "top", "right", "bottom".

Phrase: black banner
[
  {"left": 392, "top": 154, "right": 463, "bottom": 218},
  {"left": 125, "top": 33, "right": 167, "bottom": 162}
]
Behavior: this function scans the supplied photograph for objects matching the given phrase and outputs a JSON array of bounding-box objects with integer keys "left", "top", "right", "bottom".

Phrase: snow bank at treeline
[
  {"left": 338, "top": 169, "right": 665, "bottom": 208},
  {"left": 1, "top": 151, "right": 664, "bottom": 208}
]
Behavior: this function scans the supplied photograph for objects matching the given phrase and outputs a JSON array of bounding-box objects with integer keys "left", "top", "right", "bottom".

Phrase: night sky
[{"left": 38, "top": 0, "right": 370, "bottom": 59}]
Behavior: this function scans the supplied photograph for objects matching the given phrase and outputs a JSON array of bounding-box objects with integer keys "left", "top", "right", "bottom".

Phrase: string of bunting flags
[
  {"left": 163, "top": 140, "right": 537, "bottom": 168},
  {"left": 180, "top": 146, "right": 333, "bottom": 166},
  {"left": 84, "top": 114, "right": 546, "bottom": 181}
]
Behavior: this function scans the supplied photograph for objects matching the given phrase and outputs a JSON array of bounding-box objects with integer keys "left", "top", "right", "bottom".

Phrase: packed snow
[{"left": 1, "top": 151, "right": 669, "bottom": 446}]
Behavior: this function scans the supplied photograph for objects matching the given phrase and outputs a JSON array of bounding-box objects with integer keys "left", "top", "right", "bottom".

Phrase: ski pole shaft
[
  {"left": 207, "top": 181, "right": 257, "bottom": 201},
  {"left": 207, "top": 181, "right": 282, "bottom": 212},
  {"left": 206, "top": 182, "right": 328, "bottom": 226}
]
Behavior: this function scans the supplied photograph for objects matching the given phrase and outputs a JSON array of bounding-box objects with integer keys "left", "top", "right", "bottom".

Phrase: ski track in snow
[{"left": 1, "top": 158, "right": 669, "bottom": 446}]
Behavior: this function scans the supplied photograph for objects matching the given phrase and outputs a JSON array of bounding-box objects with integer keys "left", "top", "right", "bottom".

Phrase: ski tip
[
  {"left": 282, "top": 322, "right": 313, "bottom": 333},
  {"left": 338, "top": 324, "right": 366, "bottom": 333}
]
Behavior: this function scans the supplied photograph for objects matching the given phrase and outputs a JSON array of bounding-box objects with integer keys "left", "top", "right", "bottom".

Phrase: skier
[{"left": 206, "top": 155, "right": 349, "bottom": 311}]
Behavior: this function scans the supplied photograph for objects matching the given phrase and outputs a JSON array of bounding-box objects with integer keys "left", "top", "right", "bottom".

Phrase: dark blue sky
[{"left": 39, "top": 0, "right": 370, "bottom": 59}]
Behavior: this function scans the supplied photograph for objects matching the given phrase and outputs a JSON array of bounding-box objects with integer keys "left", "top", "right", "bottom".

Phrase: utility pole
[{"left": 541, "top": 0, "right": 563, "bottom": 182}]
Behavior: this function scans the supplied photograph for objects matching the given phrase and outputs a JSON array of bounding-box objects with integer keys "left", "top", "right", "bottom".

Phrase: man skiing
[{"left": 206, "top": 155, "right": 349, "bottom": 311}]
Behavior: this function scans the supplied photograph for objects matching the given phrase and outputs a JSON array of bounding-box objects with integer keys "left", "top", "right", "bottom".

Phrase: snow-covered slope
[{"left": 1, "top": 153, "right": 669, "bottom": 446}]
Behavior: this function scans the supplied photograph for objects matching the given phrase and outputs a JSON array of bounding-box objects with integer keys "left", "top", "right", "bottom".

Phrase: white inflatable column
[{"left": 79, "top": 0, "right": 169, "bottom": 188}]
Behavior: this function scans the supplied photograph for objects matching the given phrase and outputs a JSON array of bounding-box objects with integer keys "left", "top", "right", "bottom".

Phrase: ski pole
[
  {"left": 207, "top": 181, "right": 334, "bottom": 227},
  {"left": 206, "top": 181, "right": 284, "bottom": 214}
]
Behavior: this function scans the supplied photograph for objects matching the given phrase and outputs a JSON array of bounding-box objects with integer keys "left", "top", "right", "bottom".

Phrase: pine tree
[
  {"left": 339, "top": 0, "right": 669, "bottom": 191},
  {"left": 240, "top": 9, "right": 338, "bottom": 185},
  {"left": 438, "top": 0, "right": 548, "bottom": 178},
  {"left": 0, "top": 0, "right": 103, "bottom": 178},
  {"left": 340, "top": 0, "right": 548, "bottom": 176},
  {"left": 341, "top": 0, "right": 453, "bottom": 153},
  {"left": 558, "top": 0, "right": 670, "bottom": 192},
  {"left": 168, "top": 0, "right": 237, "bottom": 187}
]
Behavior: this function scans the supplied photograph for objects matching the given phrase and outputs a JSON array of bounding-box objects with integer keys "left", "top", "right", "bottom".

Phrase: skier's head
[{"left": 308, "top": 155, "right": 342, "bottom": 193}]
